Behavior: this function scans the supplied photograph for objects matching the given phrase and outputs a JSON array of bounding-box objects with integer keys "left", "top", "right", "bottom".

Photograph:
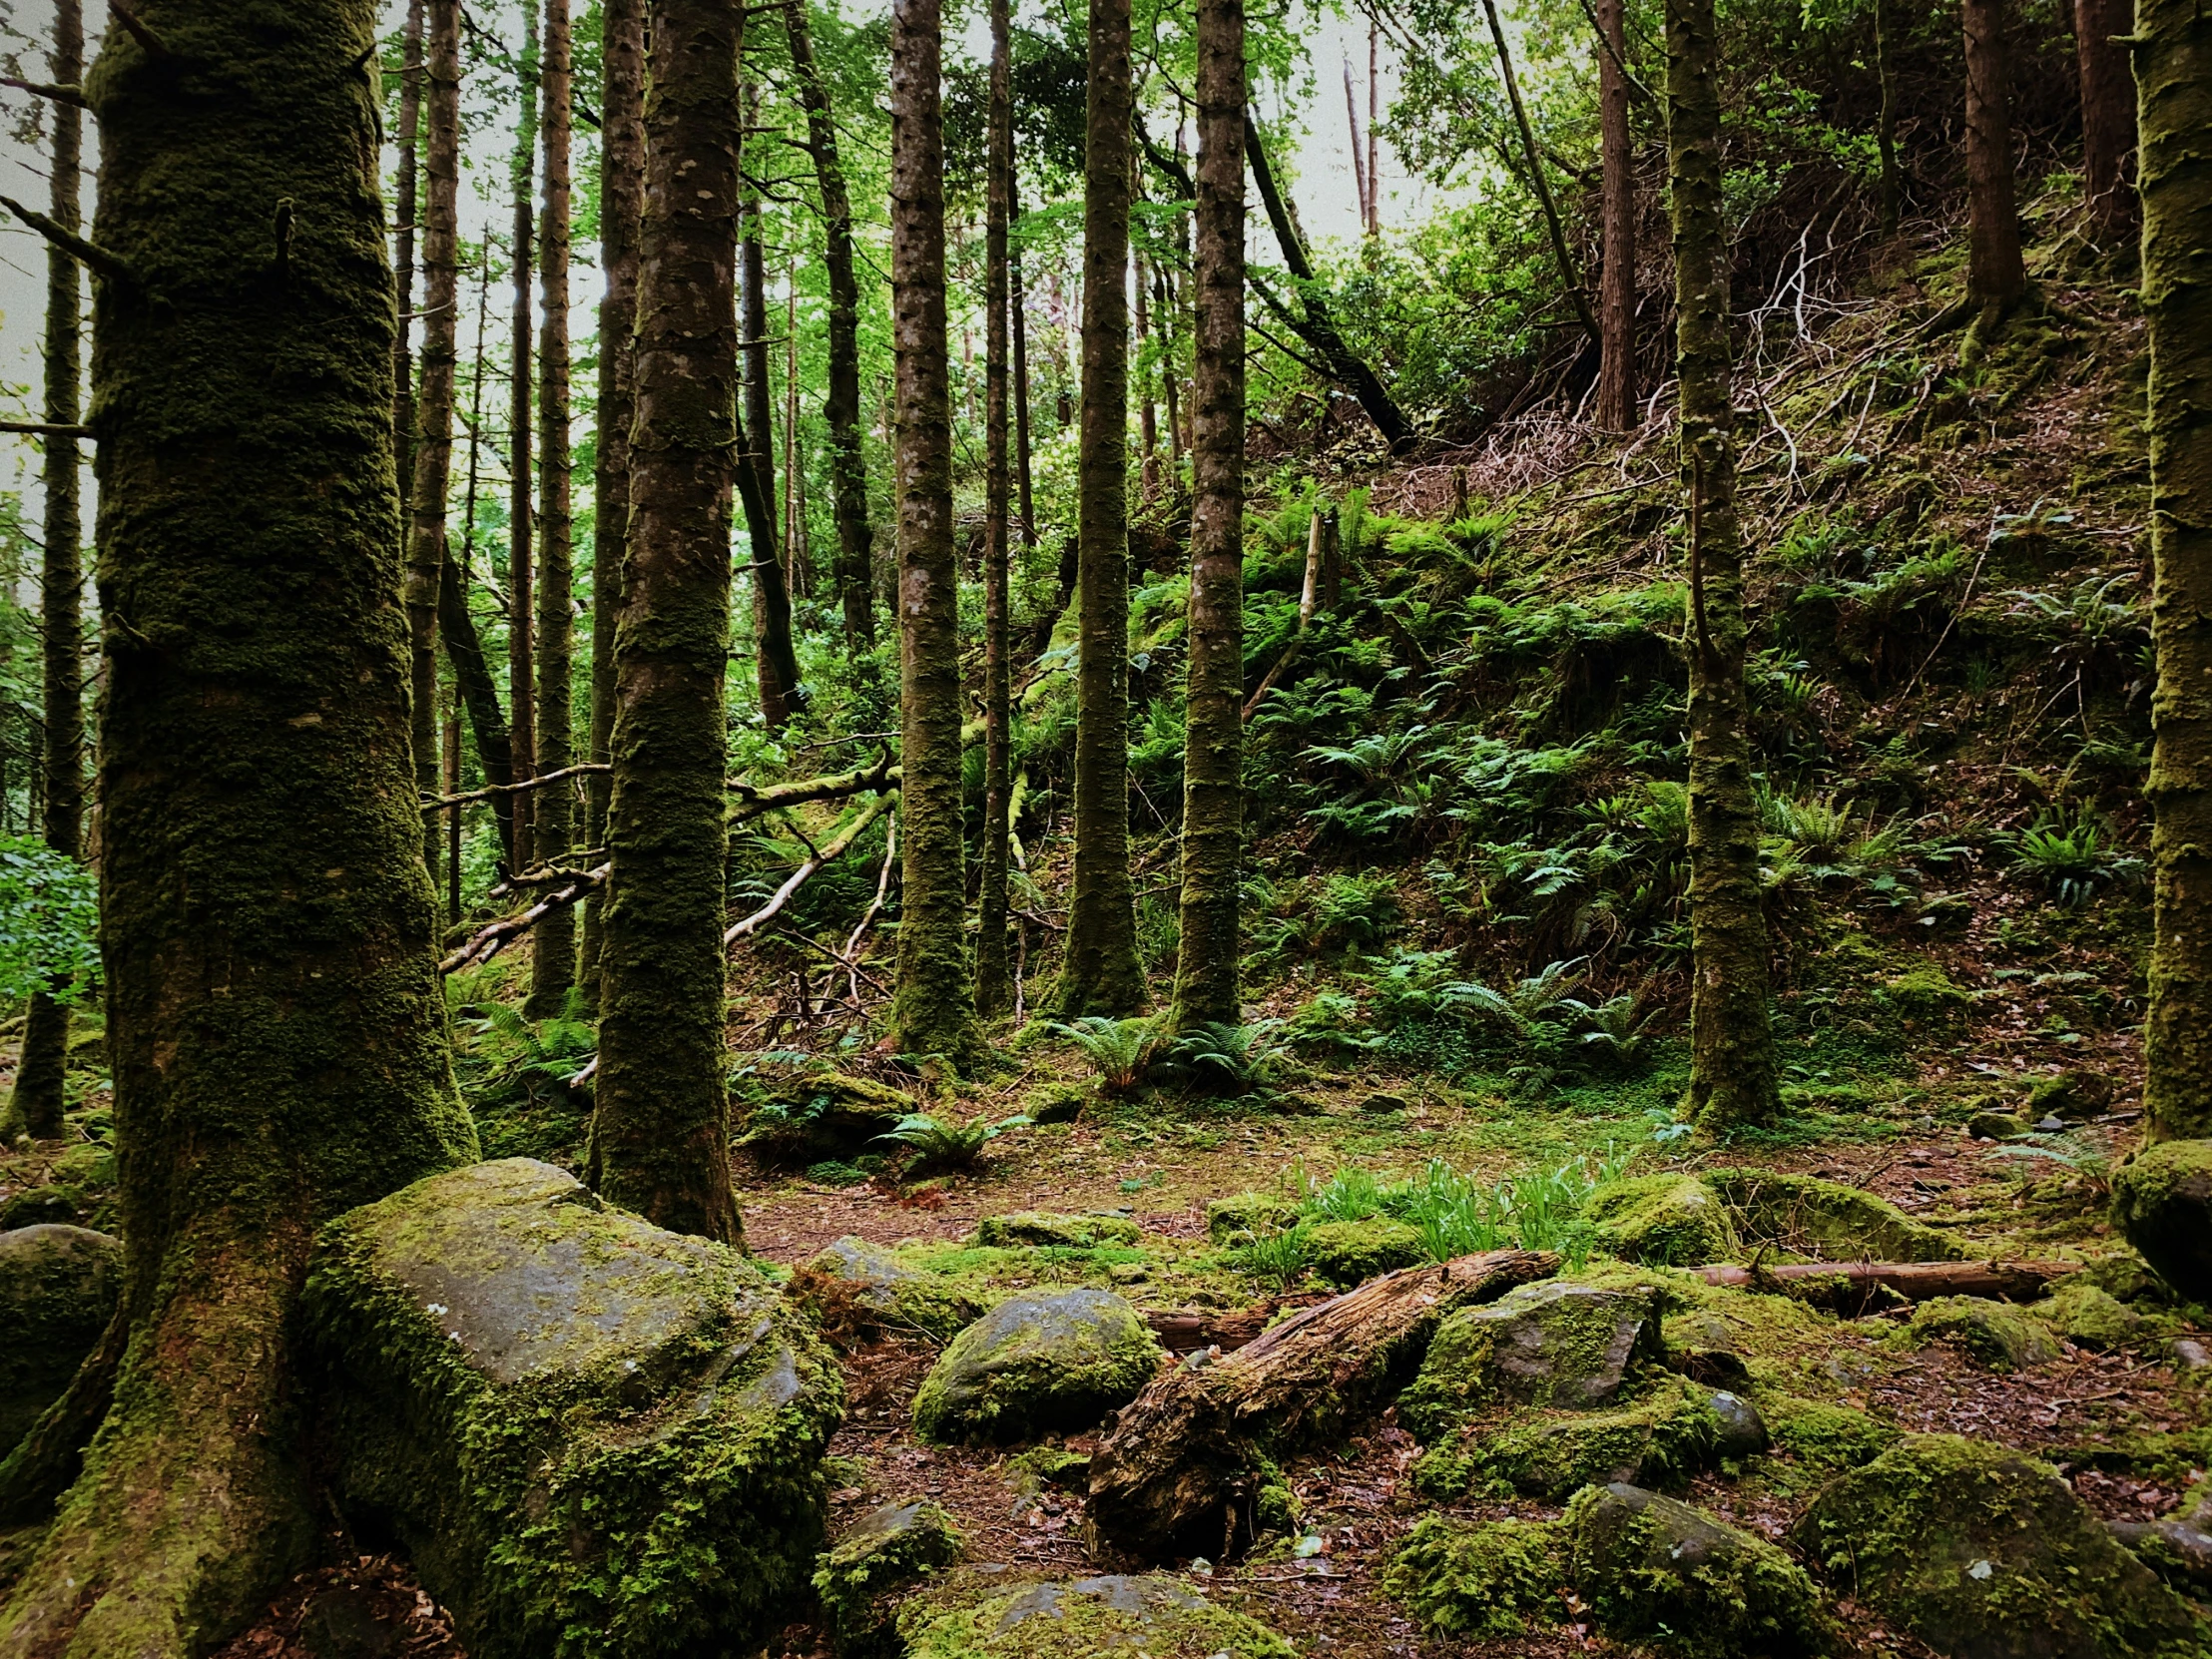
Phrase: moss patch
[
  {"left": 1705, "top": 1168, "right": 1965, "bottom": 1262},
  {"left": 1428, "top": 1375, "right": 1726, "bottom": 1499},
  {"left": 1893, "top": 1296, "right": 2062, "bottom": 1372},
  {"left": 898, "top": 1571, "right": 1293, "bottom": 1659},
  {"left": 1206, "top": 1192, "right": 1300, "bottom": 1244},
  {"left": 814, "top": 1500, "right": 962, "bottom": 1656},
  {"left": 1382, "top": 1513, "right": 1569, "bottom": 1638},
  {"left": 1399, "top": 1280, "right": 1661, "bottom": 1438},
  {"left": 1303, "top": 1218, "right": 1425, "bottom": 1287},
  {"left": 910, "top": 1289, "right": 1163, "bottom": 1444},
  {"left": 2112, "top": 1139, "right": 2212, "bottom": 1303},
  {"left": 1588, "top": 1172, "right": 1739, "bottom": 1266},
  {"left": 974, "top": 1211, "right": 1144, "bottom": 1249}
]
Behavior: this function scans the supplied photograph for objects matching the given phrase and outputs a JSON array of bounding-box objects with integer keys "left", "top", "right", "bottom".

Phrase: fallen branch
[
  {"left": 421, "top": 762, "right": 609, "bottom": 814},
  {"left": 1696, "top": 1257, "right": 2078, "bottom": 1314},
  {"left": 725, "top": 791, "right": 895, "bottom": 946},
  {"left": 729, "top": 750, "right": 895, "bottom": 820},
  {"left": 439, "top": 861, "right": 608, "bottom": 975},
  {"left": 1144, "top": 1297, "right": 1329, "bottom": 1355},
  {"left": 1242, "top": 505, "right": 1331, "bottom": 722},
  {"left": 0, "top": 421, "right": 92, "bottom": 439},
  {"left": 839, "top": 808, "right": 899, "bottom": 1003}
]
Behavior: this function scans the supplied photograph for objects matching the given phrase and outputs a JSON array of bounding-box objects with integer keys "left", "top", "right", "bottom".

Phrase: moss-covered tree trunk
[
  {"left": 580, "top": 0, "right": 644, "bottom": 1010},
  {"left": 1962, "top": 0, "right": 2024, "bottom": 314},
  {"left": 2073, "top": 0, "right": 2136, "bottom": 241},
  {"left": 976, "top": 0, "right": 1015, "bottom": 1017},
  {"left": 508, "top": 13, "right": 540, "bottom": 870},
  {"left": 589, "top": 0, "right": 745, "bottom": 1243},
  {"left": 4, "top": 0, "right": 84, "bottom": 1144},
  {"left": 787, "top": 0, "right": 874, "bottom": 647},
  {"left": 1012, "top": 195, "right": 1037, "bottom": 550},
  {"left": 1666, "top": 0, "right": 1777, "bottom": 1128},
  {"left": 1054, "top": 0, "right": 1147, "bottom": 1018},
  {"left": 739, "top": 162, "right": 801, "bottom": 729},
  {"left": 391, "top": 0, "right": 424, "bottom": 510},
  {"left": 0, "top": 4, "right": 477, "bottom": 1646},
  {"left": 2139, "top": 0, "right": 2212, "bottom": 1143},
  {"left": 1594, "top": 0, "right": 1637, "bottom": 431},
  {"left": 887, "top": 0, "right": 978, "bottom": 1062},
  {"left": 526, "top": 0, "right": 575, "bottom": 1014},
  {"left": 1169, "top": 0, "right": 1245, "bottom": 1035}
]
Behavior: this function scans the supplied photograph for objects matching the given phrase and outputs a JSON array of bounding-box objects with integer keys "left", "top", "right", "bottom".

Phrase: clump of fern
[
  {"left": 1053, "top": 1015, "right": 1166, "bottom": 1094},
  {"left": 874, "top": 1111, "right": 1031, "bottom": 1175},
  {"left": 1162, "top": 1019, "right": 1290, "bottom": 1092}
]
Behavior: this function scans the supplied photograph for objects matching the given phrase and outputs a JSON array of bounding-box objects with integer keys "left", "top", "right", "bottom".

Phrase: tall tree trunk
[
  {"left": 0, "top": 2, "right": 477, "bottom": 1643},
  {"left": 1875, "top": 0, "right": 1903, "bottom": 232},
  {"left": 739, "top": 161, "right": 801, "bottom": 728},
  {"left": 786, "top": 284, "right": 808, "bottom": 596},
  {"left": 1012, "top": 187, "right": 1038, "bottom": 550},
  {"left": 1481, "top": 0, "right": 1597, "bottom": 343},
  {"left": 408, "top": 0, "right": 463, "bottom": 890},
  {"left": 1170, "top": 0, "right": 1245, "bottom": 1034},
  {"left": 1368, "top": 25, "right": 1381, "bottom": 237},
  {"left": 508, "top": 11, "right": 540, "bottom": 870},
  {"left": 392, "top": 0, "right": 425, "bottom": 511},
  {"left": 977, "top": 0, "right": 1015, "bottom": 1016},
  {"left": 591, "top": 0, "right": 746, "bottom": 1243},
  {"left": 787, "top": 0, "right": 875, "bottom": 647},
  {"left": 887, "top": 0, "right": 978, "bottom": 1061},
  {"left": 1055, "top": 0, "right": 1147, "bottom": 1017},
  {"left": 1594, "top": 0, "right": 1638, "bottom": 430},
  {"left": 3, "top": 0, "right": 83, "bottom": 1144},
  {"left": 2074, "top": 0, "right": 2136, "bottom": 241},
  {"left": 526, "top": 0, "right": 575, "bottom": 1013},
  {"left": 1962, "top": 0, "right": 2025, "bottom": 314},
  {"left": 1137, "top": 247, "right": 1159, "bottom": 503},
  {"left": 2139, "top": 0, "right": 2212, "bottom": 1142},
  {"left": 1344, "top": 55, "right": 1370, "bottom": 231},
  {"left": 1667, "top": 0, "right": 1777, "bottom": 1126},
  {"left": 581, "top": 0, "right": 645, "bottom": 1010}
]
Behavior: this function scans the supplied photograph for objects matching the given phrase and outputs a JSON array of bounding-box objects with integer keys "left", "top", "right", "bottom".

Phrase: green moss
[
  {"left": 2038, "top": 1280, "right": 2154, "bottom": 1352},
  {"left": 1878, "top": 964, "right": 1974, "bottom": 1022},
  {"left": 910, "top": 1289, "right": 1163, "bottom": 1444},
  {"left": 0, "top": 1224, "right": 119, "bottom": 1452},
  {"left": 2112, "top": 1139, "right": 2212, "bottom": 1303},
  {"left": 1704, "top": 1168, "right": 1965, "bottom": 1263},
  {"left": 1399, "top": 1281, "right": 1661, "bottom": 1439},
  {"left": 1588, "top": 1173, "right": 1738, "bottom": 1265},
  {"left": 1303, "top": 1218, "right": 1425, "bottom": 1287},
  {"left": 974, "top": 1211, "right": 1142, "bottom": 1249},
  {"left": 901, "top": 1572, "right": 1292, "bottom": 1659},
  {"left": 1455, "top": 1376, "right": 1725, "bottom": 1499},
  {"left": 802, "top": 1237, "right": 984, "bottom": 1342},
  {"left": 1382, "top": 1513, "right": 1568, "bottom": 1638},
  {"left": 1205, "top": 1192, "right": 1299, "bottom": 1245},
  {"left": 1760, "top": 1394, "right": 1899, "bottom": 1473},
  {"left": 814, "top": 1500, "right": 962, "bottom": 1656},
  {"left": 1892, "top": 1296, "right": 2061, "bottom": 1371}
]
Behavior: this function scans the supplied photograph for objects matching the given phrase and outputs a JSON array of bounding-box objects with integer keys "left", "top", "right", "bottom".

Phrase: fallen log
[
  {"left": 1088, "top": 1248, "right": 1556, "bottom": 1561},
  {"left": 1141, "top": 1296, "right": 1330, "bottom": 1356},
  {"left": 1696, "top": 1258, "right": 2078, "bottom": 1313}
]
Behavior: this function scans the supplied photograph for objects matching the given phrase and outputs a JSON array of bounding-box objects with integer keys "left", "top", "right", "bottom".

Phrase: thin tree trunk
[
  {"left": 786, "top": 283, "right": 807, "bottom": 597},
  {"left": 2139, "top": 0, "right": 2212, "bottom": 1141},
  {"left": 392, "top": 0, "right": 426, "bottom": 512},
  {"left": 580, "top": 0, "right": 645, "bottom": 1010},
  {"left": 1012, "top": 188, "right": 1038, "bottom": 549},
  {"left": 1875, "top": 0, "right": 1903, "bottom": 232},
  {"left": 526, "top": 0, "right": 575, "bottom": 1013},
  {"left": 887, "top": 0, "right": 978, "bottom": 1061},
  {"left": 1368, "top": 25, "right": 1381, "bottom": 236},
  {"left": 1594, "top": 0, "right": 1638, "bottom": 430},
  {"left": 445, "top": 694, "right": 461, "bottom": 916},
  {"left": 1667, "top": 0, "right": 1777, "bottom": 1127},
  {"left": 1481, "top": 0, "right": 1597, "bottom": 342},
  {"left": 591, "top": 0, "right": 746, "bottom": 1243},
  {"left": 1343, "top": 55, "right": 1370, "bottom": 231},
  {"left": 1137, "top": 247, "right": 1160, "bottom": 503},
  {"left": 0, "top": 3, "right": 477, "bottom": 1642},
  {"left": 508, "top": 11, "right": 540, "bottom": 870},
  {"left": 2073, "top": 0, "right": 2136, "bottom": 241},
  {"left": 977, "top": 0, "right": 1015, "bottom": 1016},
  {"left": 1962, "top": 0, "right": 2025, "bottom": 314},
  {"left": 446, "top": 247, "right": 515, "bottom": 868},
  {"left": 739, "top": 160, "right": 802, "bottom": 728},
  {"left": 787, "top": 0, "right": 875, "bottom": 647},
  {"left": 1170, "top": 0, "right": 1246, "bottom": 1034},
  {"left": 1056, "top": 0, "right": 1148, "bottom": 1017},
  {"left": 3, "top": 0, "right": 82, "bottom": 1143},
  {"left": 1159, "top": 267, "right": 1183, "bottom": 479}
]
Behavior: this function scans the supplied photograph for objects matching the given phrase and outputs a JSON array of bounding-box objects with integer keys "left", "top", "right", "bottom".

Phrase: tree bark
[
  {"left": 1481, "top": 0, "right": 1597, "bottom": 343},
  {"left": 1012, "top": 187, "right": 1038, "bottom": 550},
  {"left": 976, "top": 0, "right": 1015, "bottom": 1017},
  {"left": 1594, "top": 0, "right": 1638, "bottom": 430},
  {"left": 887, "top": 0, "right": 978, "bottom": 1062},
  {"left": 1696, "top": 1258, "right": 2079, "bottom": 1312},
  {"left": 508, "top": 11, "right": 540, "bottom": 869},
  {"left": 1667, "top": 0, "right": 1778, "bottom": 1127},
  {"left": 787, "top": 0, "right": 875, "bottom": 647},
  {"left": 0, "top": 4, "right": 476, "bottom": 1645},
  {"left": 2140, "top": 0, "right": 2212, "bottom": 1142},
  {"left": 581, "top": 0, "right": 645, "bottom": 1010},
  {"left": 1054, "top": 0, "right": 1148, "bottom": 1018},
  {"left": 525, "top": 0, "right": 575, "bottom": 1012},
  {"left": 739, "top": 156, "right": 802, "bottom": 729},
  {"left": 589, "top": 0, "right": 746, "bottom": 1243},
  {"left": 3, "top": 0, "right": 84, "bottom": 1145},
  {"left": 1171, "top": 0, "right": 1245, "bottom": 1035},
  {"left": 1875, "top": 0, "right": 1903, "bottom": 232},
  {"left": 391, "top": 0, "right": 425, "bottom": 512},
  {"left": 2073, "top": 0, "right": 2136, "bottom": 241},
  {"left": 1962, "top": 0, "right": 2025, "bottom": 314}
]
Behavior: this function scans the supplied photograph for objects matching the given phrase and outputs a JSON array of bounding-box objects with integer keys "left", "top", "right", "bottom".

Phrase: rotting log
[
  {"left": 1088, "top": 1248, "right": 1556, "bottom": 1560},
  {"left": 1697, "top": 1258, "right": 2078, "bottom": 1313}
]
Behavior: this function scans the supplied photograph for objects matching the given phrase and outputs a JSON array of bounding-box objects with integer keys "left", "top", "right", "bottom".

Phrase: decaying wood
[
  {"left": 1143, "top": 1297, "right": 1328, "bottom": 1355},
  {"left": 1089, "top": 1248, "right": 1556, "bottom": 1560},
  {"left": 1697, "top": 1257, "right": 2078, "bottom": 1313}
]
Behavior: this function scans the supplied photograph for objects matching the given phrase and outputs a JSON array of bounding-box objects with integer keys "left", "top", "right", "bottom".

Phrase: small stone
[
  {"left": 1892, "top": 1296, "right": 2060, "bottom": 1372},
  {"left": 2174, "top": 1338, "right": 2211, "bottom": 1371},
  {"left": 1400, "top": 1281, "right": 1664, "bottom": 1437},
  {"left": 898, "top": 1573, "right": 1293, "bottom": 1659},
  {"left": 2112, "top": 1139, "right": 2212, "bottom": 1303},
  {"left": 1707, "top": 1390, "right": 1770, "bottom": 1459},
  {"left": 1303, "top": 1219, "right": 1425, "bottom": 1288},
  {"left": 1568, "top": 1484, "right": 1828, "bottom": 1658},
  {"left": 1967, "top": 1110, "right": 2028, "bottom": 1140},
  {"left": 1359, "top": 1091, "right": 1409, "bottom": 1114},
  {"left": 911, "top": 1289, "right": 1164, "bottom": 1444},
  {"left": 1205, "top": 1192, "right": 1300, "bottom": 1246},
  {"left": 1585, "top": 1173, "right": 1737, "bottom": 1267},
  {"left": 973, "top": 1211, "right": 1143, "bottom": 1250},
  {"left": 0, "top": 1223, "right": 123, "bottom": 1454},
  {"left": 815, "top": 1500, "right": 963, "bottom": 1649},
  {"left": 2035, "top": 1115, "right": 2067, "bottom": 1133}
]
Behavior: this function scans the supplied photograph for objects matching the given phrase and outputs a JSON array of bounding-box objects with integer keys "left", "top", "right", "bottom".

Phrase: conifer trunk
[
  {"left": 391, "top": 0, "right": 425, "bottom": 509},
  {"left": 976, "top": 0, "right": 1015, "bottom": 1016},
  {"left": 4, "top": 0, "right": 84, "bottom": 1144},
  {"left": 581, "top": 0, "right": 645, "bottom": 1008},
  {"left": 887, "top": 0, "right": 978, "bottom": 1061},
  {"left": 2073, "top": 0, "right": 2136, "bottom": 241},
  {"left": 590, "top": 0, "right": 745, "bottom": 1243},
  {"left": 2139, "top": 0, "right": 2212, "bottom": 1142},
  {"left": 787, "top": 0, "right": 875, "bottom": 646},
  {"left": 508, "top": 14, "right": 540, "bottom": 869},
  {"left": 1012, "top": 195, "right": 1038, "bottom": 550},
  {"left": 1961, "top": 0, "right": 2024, "bottom": 314},
  {"left": 0, "top": 4, "right": 476, "bottom": 1645},
  {"left": 739, "top": 168, "right": 801, "bottom": 728},
  {"left": 526, "top": 0, "right": 575, "bottom": 1012},
  {"left": 1170, "top": 0, "right": 1245, "bottom": 1033},
  {"left": 1666, "top": 0, "right": 1777, "bottom": 1127},
  {"left": 1055, "top": 0, "right": 1148, "bottom": 1017},
  {"left": 1594, "top": 0, "right": 1638, "bottom": 430}
]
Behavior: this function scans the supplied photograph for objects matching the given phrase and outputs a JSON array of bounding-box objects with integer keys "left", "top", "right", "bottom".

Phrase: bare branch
[
  {"left": 106, "top": 0, "right": 173, "bottom": 60},
  {"left": 439, "top": 861, "right": 608, "bottom": 975},
  {"left": 421, "top": 761, "right": 609, "bottom": 815},
  {"left": 0, "top": 421, "right": 91, "bottom": 439},
  {"left": 0, "top": 77, "right": 88, "bottom": 109},
  {"left": 0, "top": 196, "right": 135, "bottom": 287},
  {"left": 725, "top": 791, "right": 895, "bottom": 946}
]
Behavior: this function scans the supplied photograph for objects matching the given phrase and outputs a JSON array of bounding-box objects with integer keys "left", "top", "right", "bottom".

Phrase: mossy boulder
[
  {"left": 1763, "top": 1394, "right": 1900, "bottom": 1473},
  {"left": 1792, "top": 1434, "right": 2207, "bottom": 1659},
  {"left": 1382, "top": 1513, "right": 1570, "bottom": 1639},
  {"left": 803, "top": 1236, "right": 984, "bottom": 1342},
  {"left": 1894, "top": 1296, "right": 2061, "bottom": 1372},
  {"left": 739, "top": 1072, "right": 917, "bottom": 1160},
  {"left": 2039, "top": 1280, "right": 2153, "bottom": 1353},
  {"left": 898, "top": 1572, "right": 1294, "bottom": 1659},
  {"left": 1430, "top": 1375, "right": 1726, "bottom": 1499},
  {"left": 1587, "top": 1172, "right": 1737, "bottom": 1266},
  {"left": 1567, "top": 1483, "right": 1830, "bottom": 1658},
  {"left": 910, "top": 1289, "right": 1163, "bottom": 1444},
  {"left": 1303, "top": 1218, "right": 1426, "bottom": 1287},
  {"left": 0, "top": 1184, "right": 85, "bottom": 1231},
  {"left": 2112, "top": 1140, "right": 2212, "bottom": 1304},
  {"left": 1706, "top": 1168, "right": 1965, "bottom": 1263},
  {"left": 303, "top": 1158, "right": 844, "bottom": 1659},
  {"left": 1205, "top": 1192, "right": 1299, "bottom": 1245},
  {"left": 2111, "top": 1489, "right": 2212, "bottom": 1598},
  {"left": 973, "top": 1211, "right": 1142, "bottom": 1250},
  {"left": 0, "top": 1223, "right": 121, "bottom": 1451},
  {"left": 1399, "top": 1281, "right": 1663, "bottom": 1438},
  {"left": 814, "top": 1500, "right": 963, "bottom": 1656}
]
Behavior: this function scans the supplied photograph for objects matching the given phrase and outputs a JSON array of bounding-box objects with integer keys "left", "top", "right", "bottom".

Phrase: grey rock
[
  {"left": 1399, "top": 1280, "right": 1662, "bottom": 1437},
  {"left": 1707, "top": 1390, "right": 1770, "bottom": 1459},
  {"left": 2108, "top": 1513, "right": 2212, "bottom": 1596},
  {"left": 0, "top": 1223, "right": 122, "bottom": 1453},
  {"left": 815, "top": 1499, "right": 963, "bottom": 1651},
  {"left": 805, "top": 1235, "right": 981, "bottom": 1342},
  {"left": 910, "top": 1288, "right": 1163, "bottom": 1444},
  {"left": 2036, "top": 1115, "right": 2068, "bottom": 1133}
]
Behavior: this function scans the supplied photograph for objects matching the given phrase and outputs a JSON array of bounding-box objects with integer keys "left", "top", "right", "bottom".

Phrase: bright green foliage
[
  {"left": 1303, "top": 1219, "right": 1426, "bottom": 1287},
  {"left": 899, "top": 1571, "right": 1293, "bottom": 1659},
  {"left": 0, "top": 838, "right": 97, "bottom": 1008},
  {"left": 875, "top": 1112, "right": 1031, "bottom": 1174},
  {"left": 1052, "top": 1014, "right": 1166, "bottom": 1093}
]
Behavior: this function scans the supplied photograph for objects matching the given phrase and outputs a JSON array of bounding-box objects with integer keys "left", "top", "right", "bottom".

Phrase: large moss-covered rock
[
  {"left": 1304, "top": 1218, "right": 1426, "bottom": 1287},
  {"left": 1792, "top": 1434, "right": 2206, "bottom": 1659},
  {"left": 911, "top": 1289, "right": 1163, "bottom": 1444},
  {"left": 1706, "top": 1168, "right": 1964, "bottom": 1263},
  {"left": 898, "top": 1572, "right": 1293, "bottom": 1659},
  {"left": 1567, "top": 1483, "right": 1829, "bottom": 1658},
  {"left": 1206, "top": 1192, "right": 1299, "bottom": 1245},
  {"left": 0, "top": 1223, "right": 120, "bottom": 1452},
  {"left": 974, "top": 1211, "right": 1142, "bottom": 1250},
  {"left": 740, "top": 1072, "right": 917, "bottom": 1160},
  {"left": 2112, "top": 1141, "right": 2212, "bottom": 1304},
  {"left": 2111, "top": 1488, "right": 2212, "bottom": 1598},
  {"left": 1894, "top": 1296, "right": 2061, "bottom": 1372},
  {"left": 304, "top": 1158, "right": 843, "bottom": 1659},
  {"left": 2040, "top": 1280, "right": 2154, "bottom": 1353},
  {"left": 1383, "top": 1513, "right": 1570, "bottom": 1639},
  {"left": 804, "top": 1236, "right": 984, "bottom": 1342},
  {"left": 1587, "top": 1173, "right": 1737, "bottom": 1265},
  {"left": 1399, "top": 1280, "right": 1662, "bottom": 1437},
  {"left": 815, "top": 1500, "right": 963, "bottom": 1656},
  {"left": 1418, "top": 1375, "right": 1725, "bottom": 1500}
]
